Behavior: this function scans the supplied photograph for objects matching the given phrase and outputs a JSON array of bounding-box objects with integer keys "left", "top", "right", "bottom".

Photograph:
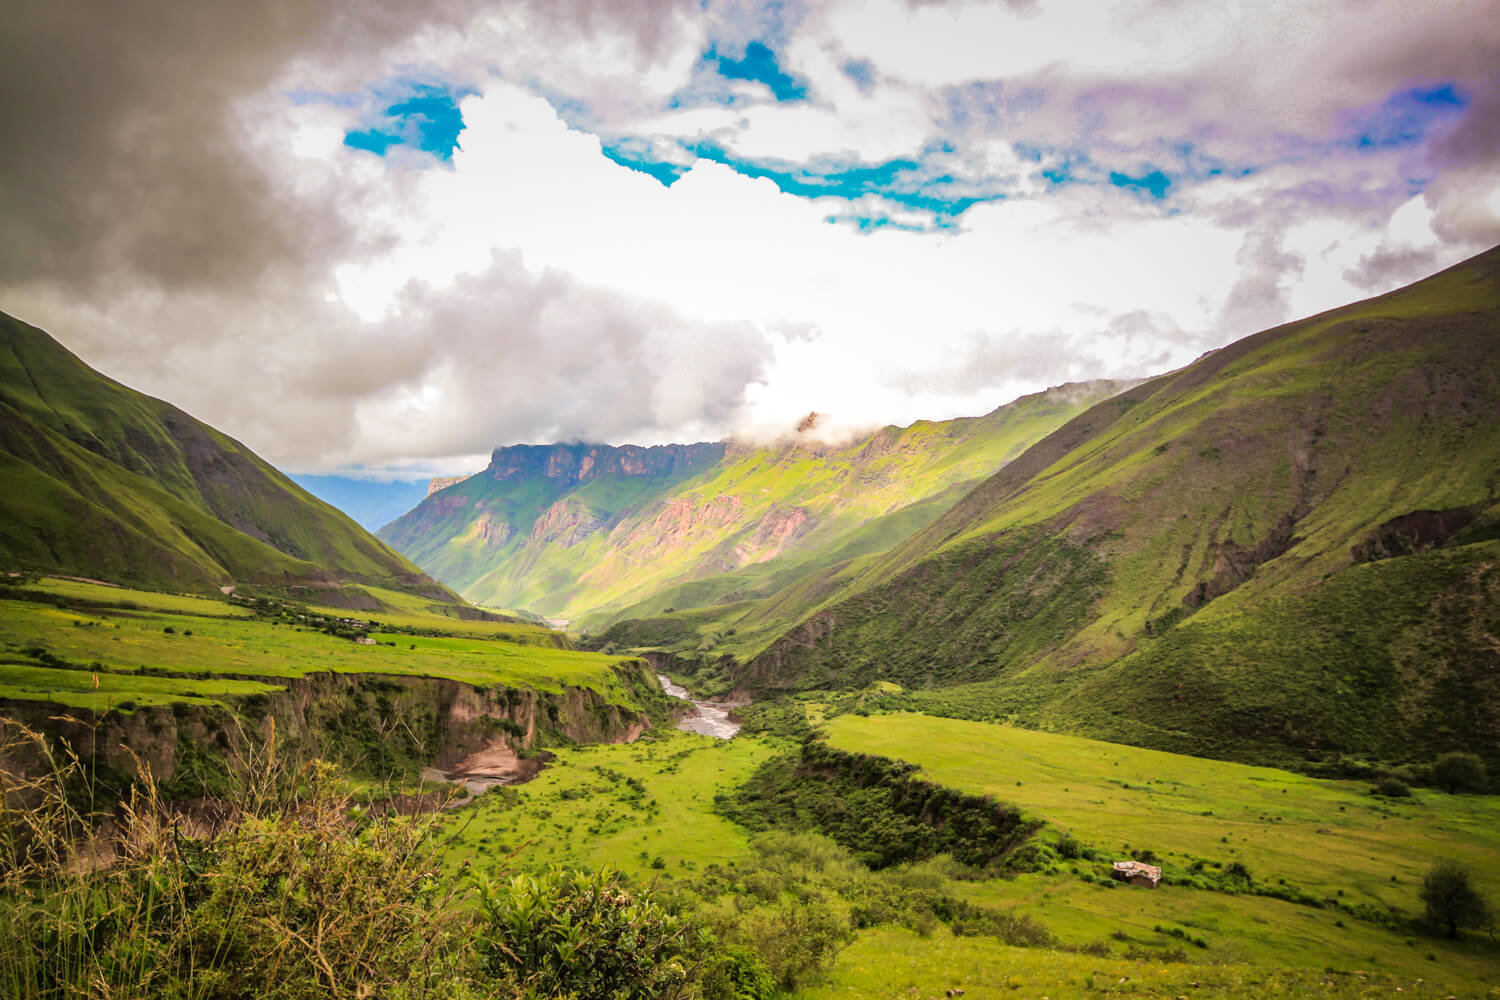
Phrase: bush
[
  {"left": 728, "top": 897, "right": 853, "bottom": 992},
  {"left": 1431, "top": 752, "right": 1488, "bottom": 794},
  {"left": 1374, "top": 776, "right": 1412, "bottom": 797},
  {"left": 0, "top": 722, "right": 465, "bottom": 1000},
  {"left": 1420, "top": 860, "right": 1491, "bottom": 939},
  {"left": 473, "top": 867, "right": 702, "bottom": 999}
]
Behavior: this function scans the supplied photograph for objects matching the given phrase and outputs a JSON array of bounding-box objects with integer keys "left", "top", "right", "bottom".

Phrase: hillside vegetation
[
  {"left": 626, "top": 247, "right": 1500, "bottom": 772},
  {"left": 0, "top": 311, "right": 450, "bottom": 600},
  {"left": 381, "top": 383, "right": 1122, "bottom": 627}
]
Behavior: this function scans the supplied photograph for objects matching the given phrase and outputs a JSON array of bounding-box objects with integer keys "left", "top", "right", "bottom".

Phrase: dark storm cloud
[{"left": 0, "top": 0, "right": 699, "bottom": 294}]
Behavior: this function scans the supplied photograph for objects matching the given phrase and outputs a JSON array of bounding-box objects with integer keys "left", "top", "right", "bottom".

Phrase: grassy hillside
[
  {"left": 383, "top": 382, "right": 1122, "bottom": 627},
  {"left": 0, "top": 311, "right": 451, "bottom": 599},
  {"left": 433, "top": 711, "right": 1500, "bottom": 998},
  {"left": 716, "top": 245, "right": 1500, "bottom": 771},
  {"left": 0, "top": 577, "right": 646, "bottom": 710}
]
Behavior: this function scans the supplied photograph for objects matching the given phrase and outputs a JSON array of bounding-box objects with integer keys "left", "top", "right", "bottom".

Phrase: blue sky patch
[
  {"left": 1343, "top": 81, "right": 1466, "bottom": 150},
  {"left": 1109, "top": 169, "right": 1172, "bottom": 200},
  {"left": 709, "top": 42, "right": 807, "bottom": 101},
  {"left": 343, "top": 83, "right": 471, "bottom": 161},
  {"left": 686, "top": 143, "right": 995, "bottom": 222},
  {"left": 842, "top": 58, "right": 876, "bottom": 93},
  {"left": 601, "top": 141, "right": 691, "bottom": 186}
]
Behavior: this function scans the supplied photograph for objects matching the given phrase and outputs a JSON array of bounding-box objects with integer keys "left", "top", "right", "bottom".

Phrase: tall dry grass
[{"left": 0, "top": 716, "right": 469, "bottom": 1000}]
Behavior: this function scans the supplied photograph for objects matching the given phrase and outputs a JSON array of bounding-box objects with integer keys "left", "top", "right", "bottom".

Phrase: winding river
[{"left": 657, "top": 674, "right": 741, "bottom": 739}]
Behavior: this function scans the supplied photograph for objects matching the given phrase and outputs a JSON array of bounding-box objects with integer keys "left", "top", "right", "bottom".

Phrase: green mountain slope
[
  {"left": 0, "top": 310, "right": 453, "bottom": 600},
  {"left": 381, "top": 383, "right": 1123, "bottom": 626},
  {"left": 725, "top": 244, "right": 1500, "bottom": 769}
]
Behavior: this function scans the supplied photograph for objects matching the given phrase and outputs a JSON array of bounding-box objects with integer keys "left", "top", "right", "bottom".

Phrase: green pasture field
[
  {"left": 425, "top": 712, "right": 1496, "bottom": 997},
  {"left": 812, "top": 713, "right": 1499, "bottom": 994},
  {"left": 26, "top": 577, "right": 255, "bottom": 618},
  {"left": 303, "top": 584, "right": 563, "bottom": 644},
  {"left": 440, "top": 729, "right": 778, "bottom": 879},
  {"left": 802, "top": 926, "right": 1477, "bottom": 1000},
  {"left": 0, "top": 662, "right": 281, "bottom": 712},
  {"left": 825, "top": 714, "right": 1500, "bottom": 912},
  {"left": 0, "top": 583, "right": 646, "bottom": 709}
]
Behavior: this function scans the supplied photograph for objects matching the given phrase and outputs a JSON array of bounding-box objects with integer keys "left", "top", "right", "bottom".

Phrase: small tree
[
  {"left": 1420, "top": 860, "right": 1491, "bottom": 939},
  {"left": 1430, "top": 752, "right": 1488, "bottom": 794}
]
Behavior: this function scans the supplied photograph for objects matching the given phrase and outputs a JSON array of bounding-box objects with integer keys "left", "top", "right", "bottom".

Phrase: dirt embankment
[{"left": 0, "top": 663, "right": 662, "bottom": 799}]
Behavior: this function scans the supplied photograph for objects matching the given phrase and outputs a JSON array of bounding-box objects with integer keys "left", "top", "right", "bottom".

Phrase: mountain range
[
  {"left": 379, "top": 382, "right": 1123, "bottom": 626},
  {"left": 5, "top": 244, "right": 1496, "bottom": 774}
]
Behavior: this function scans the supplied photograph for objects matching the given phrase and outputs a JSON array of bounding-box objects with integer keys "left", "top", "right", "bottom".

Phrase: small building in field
[{"left": 1111, "top": 860, "right": 1162, "bottom": 888}]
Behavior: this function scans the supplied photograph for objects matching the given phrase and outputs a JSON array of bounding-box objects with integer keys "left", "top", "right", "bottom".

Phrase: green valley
[
  {"left": 380, "top": 382, "right": 1124, "bottom": 628},
  {"left": 620, "top": 244, "right": 1500, "bottom": 777},
  {"left": 3, "top": 249, "right": 1499, "bottom": 1000}
]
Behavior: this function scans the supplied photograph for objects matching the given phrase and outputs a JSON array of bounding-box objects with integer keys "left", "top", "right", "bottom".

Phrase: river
[{"left": 657, "top": 674, "right": 741, "bottom": 739}]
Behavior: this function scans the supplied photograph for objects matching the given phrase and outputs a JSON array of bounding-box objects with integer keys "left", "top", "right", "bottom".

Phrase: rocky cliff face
[
  {"left": 0, "top": 660, "right": 667, "bottom": 795},
  {"left": 487, "top": 443, "right": 727, "bottom": 485}
]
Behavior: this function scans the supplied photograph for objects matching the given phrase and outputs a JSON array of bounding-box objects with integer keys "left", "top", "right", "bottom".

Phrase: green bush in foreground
[
  {"left": 1, "top": 719, "right": 802, "bottom": 1000},
  {"left": 473, "top": 867, "right": 702, "bottom": 999},
  {"left": 0, "top": 722, "right": 467, "bottom": 1000}
]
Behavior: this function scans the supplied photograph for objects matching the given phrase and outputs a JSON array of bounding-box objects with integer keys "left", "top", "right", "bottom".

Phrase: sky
[{"left": 3, "top": 0, "right": 1498, "bottom": 480}]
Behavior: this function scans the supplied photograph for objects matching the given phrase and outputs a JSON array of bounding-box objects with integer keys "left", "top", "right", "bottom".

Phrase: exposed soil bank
[{"left": 0, "top": 661, "right": 666, "bottom": 798}]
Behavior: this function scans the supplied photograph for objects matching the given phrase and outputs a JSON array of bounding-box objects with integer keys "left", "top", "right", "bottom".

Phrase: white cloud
[{"left": 4, "top": 0, "right": 1495, "bottom": 475}]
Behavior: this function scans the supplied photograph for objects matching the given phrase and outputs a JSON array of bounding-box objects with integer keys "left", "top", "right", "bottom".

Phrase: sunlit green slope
[
  {"left": 382, "top": 383, "right": 1122, "bottom": 627},
  {"left": 729, "top": 244, "right": 1500, "bottom": 768},
  {"left": 0, "top": 311, "right": 451, "bottom": 599}
]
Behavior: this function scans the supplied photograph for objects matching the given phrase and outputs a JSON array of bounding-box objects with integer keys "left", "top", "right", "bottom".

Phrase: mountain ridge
[
  {"left": 380, "top": 381, "right": 1125, "bottom": 624},
  {"left": 709, "top": 243, "right": 1500, "bottom": 769},
  {"left": 0, "top": 310, "right": 455, "bottom": 601}
]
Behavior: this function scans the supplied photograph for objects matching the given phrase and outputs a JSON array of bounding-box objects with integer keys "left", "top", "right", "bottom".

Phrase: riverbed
[{"left": 658, "top": 674, "right": 741, "bottom": 738}]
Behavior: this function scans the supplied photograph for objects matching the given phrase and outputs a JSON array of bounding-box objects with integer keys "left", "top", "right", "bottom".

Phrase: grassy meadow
[
  {"left": 0, "top": 577, "right": 647, "bottom": 710},
  {"left": 3, "top": 575, "right": 1498, "bottom": 997},
  {"left": 824, "top": 713, "right": 1500, "bottom": 910},
  {"left": 440, "top": 728, "right": 779, "bottom": 878},
  {"left": 426, "top": 707, "right": 1499, "bottom": 998}
]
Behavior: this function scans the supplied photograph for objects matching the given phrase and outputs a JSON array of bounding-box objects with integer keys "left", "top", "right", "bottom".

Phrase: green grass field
[
  {"left": 825, "top": 714, "right": 1500, "bottom": 911},
  {"left": 440, "top": 729, "right": 778, "bottom": 879},
  {"left": 0, "top": 578, "right": 647, "bottom": 709},
  {"left": 417, "top": 707, "right": 1500, "bottom": 997},
  {"left": 0, "top": 663, "right": 282, "bottom": 712},
  {"left": 808, "top": 712, "right": 1499, "bottom": 996},
  {"left": 801, "top": 925, "right": 1480, "bottom": 1000}
]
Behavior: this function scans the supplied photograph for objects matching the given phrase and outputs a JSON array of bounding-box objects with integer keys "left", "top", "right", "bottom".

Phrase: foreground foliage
[{"left": 0, "top": 723, "right": 466, "bottom": 1000}]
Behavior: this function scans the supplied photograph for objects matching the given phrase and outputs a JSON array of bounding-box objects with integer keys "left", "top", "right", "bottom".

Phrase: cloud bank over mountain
[{"left": 2, "top": 0, "right": 1496, "bottom": 475}]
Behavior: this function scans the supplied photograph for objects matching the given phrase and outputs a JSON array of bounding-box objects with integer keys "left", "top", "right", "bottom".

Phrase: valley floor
[{"left": 2, "top": 576, "right": 1497, "bottom": 998}]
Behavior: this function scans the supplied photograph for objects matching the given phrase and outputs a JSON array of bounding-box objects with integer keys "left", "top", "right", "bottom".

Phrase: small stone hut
[{"left": 1111, "top": 860, "right": 1162, "bottom": 888}]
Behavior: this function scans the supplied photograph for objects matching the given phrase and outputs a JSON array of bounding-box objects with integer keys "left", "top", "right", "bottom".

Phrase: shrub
[
  {"left": 728, "top": 897, "right": 853, "bottom": 992},
  {"left": 1374, "top": 776, "right": 1412, "bottom": 797},
  {"left": 1420, "top": 860, "right": 1491, "bottom": 939},
  {"left": 473, "top": 866, "right": 702, "bottom": 999},
  {"left": 0, "top": 722, "right": 465, "bottom": 1000},
  {"left": 1430, "top": 752, "right": 1488, "bottom": 794}
]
